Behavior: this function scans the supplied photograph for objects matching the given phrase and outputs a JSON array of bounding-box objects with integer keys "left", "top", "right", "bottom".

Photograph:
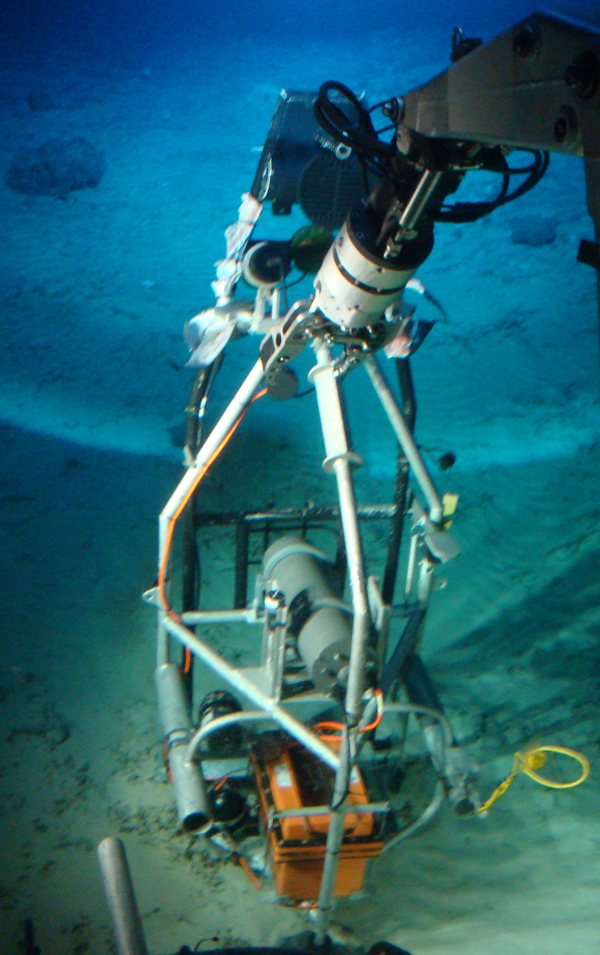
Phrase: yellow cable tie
[{"left": 477, "top": 755, "right": 520, "bottom": 816}]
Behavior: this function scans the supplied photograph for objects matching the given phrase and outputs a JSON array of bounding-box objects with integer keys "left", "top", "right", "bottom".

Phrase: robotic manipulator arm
[
  {"left": 398, "top": 9, "right": 600, "bottom": 319},
  {"left": 218, "top": 8, "right": 600, "bottom": 363}
]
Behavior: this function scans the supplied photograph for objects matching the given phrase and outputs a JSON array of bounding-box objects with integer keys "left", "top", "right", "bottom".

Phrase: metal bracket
[
  {"left": 578, "top": 237, "right": 600, "bottom": 270},
  {"left": 261, "top": 589, "right": 288, "bottom": 702},
  {"left": 410, "top": 498, "right": 460, "bottom": 563},
  {"left": 259, "top": 304, "right": 313, "bottom": 393}
]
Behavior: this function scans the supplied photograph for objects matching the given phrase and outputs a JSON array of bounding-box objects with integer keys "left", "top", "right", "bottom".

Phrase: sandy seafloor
[{"left": 2, "top": 14, "right": 600, "bottom": 955}]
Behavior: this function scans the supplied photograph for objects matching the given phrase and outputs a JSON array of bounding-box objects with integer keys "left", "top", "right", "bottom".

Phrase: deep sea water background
[{"left": 1, "top": 2, "right": 600, "bottom": 953}]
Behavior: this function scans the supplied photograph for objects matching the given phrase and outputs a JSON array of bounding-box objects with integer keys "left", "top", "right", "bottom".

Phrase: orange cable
[
  {"left": 238, "top": 854, "right": 262, "bottom": 891},
  {"left": 311, "top": 690, "right": 384, "bottom": 741},
  {"left": 359, "top": 689, "right": 384, "bottom": 732},
  {"left": 213, "top": 774, "right": 230, "bottom": 792}
]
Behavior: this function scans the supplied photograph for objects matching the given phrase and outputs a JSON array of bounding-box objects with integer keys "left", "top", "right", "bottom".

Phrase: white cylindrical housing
[
  {"left": 312, "top": 222, "right": 413, "bottom": 329},
  {"left": 263, "top": 535, "right": 353, "bottom": 693}
]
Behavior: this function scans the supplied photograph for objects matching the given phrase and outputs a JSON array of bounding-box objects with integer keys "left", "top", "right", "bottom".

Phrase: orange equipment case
[{"left": 251, "top": 740, "right": 384, "bottom": 901}]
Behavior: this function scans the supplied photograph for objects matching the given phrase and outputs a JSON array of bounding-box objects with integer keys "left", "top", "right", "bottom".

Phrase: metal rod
[
  {"left": 384, "top": 168, "right": 443, "bottom": 259},
  {"left": 334, "top": 455, "right": 370, "bottom": 722},
  {"left": 314, "top": 727, "right": 353, "bottom": 943},
  {"left": 381, "top": 358, "right": 415, "bottom": 608},
  {"left": 234, "top": 519, "right": 251, "bottom": 609},
  {"left": 363, "top": 354, "right": 443, "bottom": 525},
  {"left": 195, "top": 503, "right": 396, "bottom": 525},
  {"left": 181, "top": 503, "right": 199, "bottom": 700},
  {"left": 97, "top": 838, "right": 149, "bottom": 955},
  {"left": 163, "top": 615, "right": 340, "bottom": 771},
  {"left": 311, "top": 338, "right": 371, "bottom": 723},
  {"left": 159, "top": 358, "right": 265, "bottom": 560},
  {"left": 310, "top": 338, "right": 373, "bottom": 943},
  {"left": 180, "top": 609, "right": 257, "bottom": 625},
  {"left": 271, "top": 801, "right": 389, "bottom": 819},
  {"left": 399, "top": 169, "right": 443, "bottom": 231},
  {"left": 157, "top": 618, "right": 169, "bottom": 668},
  {"left": 157, "top": 358, "right": 265, "bottom": 668}
]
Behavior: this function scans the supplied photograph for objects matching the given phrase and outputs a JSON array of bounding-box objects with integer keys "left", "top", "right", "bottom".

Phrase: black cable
[
  {"left": 314, "top": 81, "right": 399, "bottom": 191},
  {"left": 293, "top": 386, "right": 315, "bottom": 399},
  {"left": 284, "top": 271, "right": 308, "bottom": 290},
  {"left": 436, "top": 149, "right": 549, "bottom": 223},
  {"left": 314, "top": 82, "right": 550, "bottom": 224},
  {"left": 314, "top": 81, "right": 393, "bottom": 158},
  {"left": 485, "top": 150, "right": 547, "bottom": 175},
  {"left": 192, "top": 939, "right": 220, "bottom": 952},
  {"left": 329, "top": 719, "right": 352, "bottom": 812}
]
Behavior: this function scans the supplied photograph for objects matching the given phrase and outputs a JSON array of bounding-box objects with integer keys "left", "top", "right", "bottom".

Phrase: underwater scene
[{"left": 1, "top": 1, "right": 600, "bottom": 953}]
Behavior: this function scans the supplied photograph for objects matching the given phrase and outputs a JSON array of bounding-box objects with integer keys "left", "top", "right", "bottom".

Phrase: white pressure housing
[{"left": 312, "top": 222, "right": 414, "bottom": 329}]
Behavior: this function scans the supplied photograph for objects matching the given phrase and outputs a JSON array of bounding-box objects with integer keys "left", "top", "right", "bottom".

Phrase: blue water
[{"left": 1, "top": 2, "right": 599, "bottom": 953}]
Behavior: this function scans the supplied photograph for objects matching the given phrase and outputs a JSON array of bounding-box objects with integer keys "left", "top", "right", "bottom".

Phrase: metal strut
[{"left": 308, "top": 337, "right": 371, "bottom": 940}]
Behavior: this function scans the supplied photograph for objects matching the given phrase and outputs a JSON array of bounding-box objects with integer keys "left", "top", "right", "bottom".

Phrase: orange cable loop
[{"left": 311, "top": 690, "right": 384, "bottom": 741}]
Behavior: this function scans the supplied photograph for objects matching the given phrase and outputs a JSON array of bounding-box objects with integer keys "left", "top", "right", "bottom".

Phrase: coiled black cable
[
  {"left": 435, "top": 147, "right": 550, "bottom": 223},
  {"left": 314, "top": 81, "right": 398, "bottom": 186},
  {"left": 314, "top": 81, "right": 394, "bottom": 158},
  {"left": 314, "top": 81, "right": 550, "bottom": 224}
]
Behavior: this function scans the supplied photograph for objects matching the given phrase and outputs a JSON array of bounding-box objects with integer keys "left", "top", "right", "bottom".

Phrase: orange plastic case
[{"left": 252, "top": 742, "right": 383, "bottom": 901}]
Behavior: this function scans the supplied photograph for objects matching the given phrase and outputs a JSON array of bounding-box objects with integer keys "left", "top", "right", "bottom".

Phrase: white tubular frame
[{"left": 153, "top": 313, "right": 458, "bottom": 942}]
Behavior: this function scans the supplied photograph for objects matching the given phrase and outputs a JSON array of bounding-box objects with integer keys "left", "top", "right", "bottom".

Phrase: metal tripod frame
[{"left": 147, "top": 324, "right": 465, "bottom": 943}]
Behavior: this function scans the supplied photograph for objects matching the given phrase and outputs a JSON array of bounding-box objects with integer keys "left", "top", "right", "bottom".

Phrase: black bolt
[
  {"left": 554, "top": 105, "right": 578, "bottom": 144},
  {"left": 513, "top": 24, "right": 537, "bottom": 58},
  {"left": 564, "top": 51, "right": 600, "bottom": 100},
  {"left": 382, "top": 97, "right": 404, "bottom": 124}
]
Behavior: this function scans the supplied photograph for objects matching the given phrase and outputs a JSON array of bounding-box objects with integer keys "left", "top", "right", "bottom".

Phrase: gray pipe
[
  {"left": 310, "top": 338, "right": 371, "bottom": 724},
  {"left": 309, "top": 338, "right": 372, "bottom": 943},
  {"left": 97, "top": 837, "right": 149, "bottom": 955},
  {"left": 313, "top": 727, "right": 354, "bottom": 943},
  {"left": 363, "top": 354, "right": 443, "bottom": 525},
  {"left": 155, "top": 663, "right": 211, "bottom": 830}
]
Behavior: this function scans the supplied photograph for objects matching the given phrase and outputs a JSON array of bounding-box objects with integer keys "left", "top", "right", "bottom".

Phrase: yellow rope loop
[
  {"left": 519, "top": 745, "right": 590, "bottom": 789},
  {"left": 477, "top": 745, "right": 589, "bottom": 816}
]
